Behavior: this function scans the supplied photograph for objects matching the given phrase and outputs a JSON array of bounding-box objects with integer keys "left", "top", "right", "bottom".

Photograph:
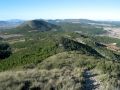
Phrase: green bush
[{"left": 0, "top": 43, "right": 12, "bottom": 59}]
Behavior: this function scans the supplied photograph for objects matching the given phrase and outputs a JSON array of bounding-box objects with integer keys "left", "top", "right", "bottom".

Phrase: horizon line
[{"left": 1, "top": 18, "right": 120, "bottom": 21}]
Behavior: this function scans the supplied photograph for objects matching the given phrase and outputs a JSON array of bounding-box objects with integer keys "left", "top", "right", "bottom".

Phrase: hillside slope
[{"left": 17, "top": 20, "right": 59, "bottom": 31}]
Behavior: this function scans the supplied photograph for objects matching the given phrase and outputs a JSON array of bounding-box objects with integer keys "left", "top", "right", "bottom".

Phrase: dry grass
[
  {"left": 0, "top": 67, "right": 84, "bottom": 90},
  {"left": 0, "top": 51, "right": 119, "bottom": 90},
  {"left": 92, "top": 69, "right": 120, "bottom": 90}
]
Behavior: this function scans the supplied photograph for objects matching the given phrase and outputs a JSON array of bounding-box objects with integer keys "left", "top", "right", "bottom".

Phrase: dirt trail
[{"left": 83, "top": 70, "right": 101, "bottom": 90}]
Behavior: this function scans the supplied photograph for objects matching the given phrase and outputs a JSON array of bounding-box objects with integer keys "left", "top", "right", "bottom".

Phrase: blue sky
[{"left": 0, "top": 0, "right": 120, "bottom": 20}]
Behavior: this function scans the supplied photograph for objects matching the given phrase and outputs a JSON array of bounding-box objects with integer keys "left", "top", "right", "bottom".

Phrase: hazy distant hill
[
  {"left": 47, "top": 19, "right": 95, "bottom": 24},
  {"left": 0, "top": 19, "right": 24, "bottom": 29},
  {"left": 16, "top": 20, "right": 59, "bottom": 31},
  {"left": 47, "top": 19, "right": 120, "bottom": 27}
]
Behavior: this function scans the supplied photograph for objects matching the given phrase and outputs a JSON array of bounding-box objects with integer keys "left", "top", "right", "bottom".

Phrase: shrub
[{"left": 0, "top": 43, "right": 12, "bottom": 59}]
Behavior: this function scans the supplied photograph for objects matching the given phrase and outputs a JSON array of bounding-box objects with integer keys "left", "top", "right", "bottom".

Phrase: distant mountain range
[
  {"left": 47, "top": 19, "right": 120, "bottom": 26},
  {"left": 14, "top": 19, "right": 60, "bottom": 32},
  {"left": 0, "top": 19, "right": 120, "bottom": 30},
  {"left": 0, "top": 19, "right": 24, "bottom": 29}
]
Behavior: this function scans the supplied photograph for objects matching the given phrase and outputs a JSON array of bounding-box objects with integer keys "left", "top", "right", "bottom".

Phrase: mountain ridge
[{"left": 16, "top": 19, "right": 60, "bottom": 31}]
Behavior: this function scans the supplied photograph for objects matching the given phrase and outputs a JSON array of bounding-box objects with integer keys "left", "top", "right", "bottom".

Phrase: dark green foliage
[
  {"left": 0, "top": 32, "right": 65, "bottom": 71},
  {"left": 21, "top": 81, "right": 31, "bottom": 90},
  {"left": 0, "top": 37, "right": 3, "bottom": 40},
  {"left": 60, "top": 37, "right": 103, "bottom": 58},
  {"left": 95, "top": 42, "right": 106, "bottom": 47},
  {"left": 0, "top": 43, "right": 12, "bottom": 59}
]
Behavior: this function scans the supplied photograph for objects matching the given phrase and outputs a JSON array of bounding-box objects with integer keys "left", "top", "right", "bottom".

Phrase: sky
[{"left": 0, "top": 0, "right": 120, "bottom": 20}]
